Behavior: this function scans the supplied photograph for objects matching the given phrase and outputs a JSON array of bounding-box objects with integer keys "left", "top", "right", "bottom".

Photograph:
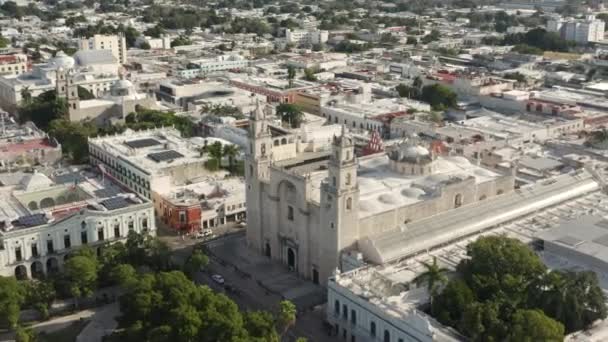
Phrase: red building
[{"left": 158, "top": 197, "right": 201, "bottom": 233}]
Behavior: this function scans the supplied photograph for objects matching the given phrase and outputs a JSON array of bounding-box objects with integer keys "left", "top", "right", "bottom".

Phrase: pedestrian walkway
[{"left": 76, "top": 303, "right": 119, "bottom": 342}]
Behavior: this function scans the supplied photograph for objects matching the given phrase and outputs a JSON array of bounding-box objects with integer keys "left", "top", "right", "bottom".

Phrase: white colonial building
[{"left": 0, "top": 169, "right": 155, "bottom": 279}]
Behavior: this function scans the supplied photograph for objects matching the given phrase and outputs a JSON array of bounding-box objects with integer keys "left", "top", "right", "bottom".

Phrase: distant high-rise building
[
  {"left": 547, "top": 15, "right": 605, "bottom": 43},
  {"left": 78, "top": 34, "right": 127, "bottom": 64}
]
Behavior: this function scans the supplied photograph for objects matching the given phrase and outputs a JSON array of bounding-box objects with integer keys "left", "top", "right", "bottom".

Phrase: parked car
[
  {"left": 211, "top": 274, "right": 225, "bottom": 284},
  {"left": 195, "top": 229, "right": 214, "bottom": 239}
]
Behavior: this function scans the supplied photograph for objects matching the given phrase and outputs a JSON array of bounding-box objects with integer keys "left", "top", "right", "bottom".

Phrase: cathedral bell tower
[
  {"left": 245, "top": 100, "right": 273, "bottom": 253},
  {"left": 319, "top": 126, "right": 360, "bottom": 282}
]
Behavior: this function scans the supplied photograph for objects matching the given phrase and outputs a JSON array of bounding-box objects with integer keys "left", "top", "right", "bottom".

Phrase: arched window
[
  {"left": 281, "top": 138, "right": 287, "bottom": 145},
  {"left": 384, "top": 330, "right": 390, "bottom": 342},
  {"left": 454, "top": 194, "right": 463, "bottom": 208},
  {"left": 351, "top": 309, "right": 357, "bottom": 324},
  {"left": 342, "top": 304, "right": 347, "bottom": 319},
  {"left": 261, "top": 143, "right": 266, "bottom": 156},
  {"left": 274, "top": 140, "right": 279, "bottom": 146},
  {"left": 346, "top": 198, "right": 352, "bottom": 210},
  {"left": 334, "top": 300, "right": 340, "bottom": 315},
  {"left": 370, "top": 322, "right": 376, "bottom": 337}
]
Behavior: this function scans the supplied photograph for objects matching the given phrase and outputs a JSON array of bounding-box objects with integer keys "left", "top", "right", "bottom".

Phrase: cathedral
[{"left": 245, "top": 103, "right": 515, "bottom": 285}]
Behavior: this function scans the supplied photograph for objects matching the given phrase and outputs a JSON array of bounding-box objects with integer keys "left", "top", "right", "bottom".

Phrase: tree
[
  {"left": 432, "top": 279, "right": 474, "bottom": 326},
  {"left": 413, "top": 257, "right": 448, "bottom": 306},
  {"left": 0, "top": 276, "right": 25, "bottom": 329},
  {"left": 144, "top": 24, "right": 165, "bottom": 38},
  {"left": 406, "top": 37, "right": 418, "bottom": 45},
  {"left": 245, "top": 311, "right": 279, "bottom": 342},
  {"left": 14, "top": 326, "right": 36, "bottom": 342},
  {"left": 77, "top": 86, "right": 95, "bottom": 100},
  {"left": 458, "top": 236, "right": 546, "bottom": 304},
  {"left": 183, "top": 249, "right": 209, "bottom": 278},
  {"left": 276, "top": 300, "right": 296, "bottom": 338},
  {"left": 64, "top": 254, "right": 98, "bottom": 308},
  {"left": 48, "top": 119, "right": 97, "bottom": 163},
  {"left": 303, "top": 68, "right": 317, "bottom": 81},
  {"left": 109, "top": 264, "right": 137, "bottom": 289},
  {"left": 222, "top": 144, "right": 240, "bottom": 174},
  {"left": 117, "top": 270, "right": 269, "bottom": 341},
  {"left": 23, "top": 280, "right": 56, "bottom": 320},
  {"left": 532, "top": 271, "right": 607, "bottom": 332},
  {"left": 206, "top": 141, "right": 224, "bottom": 168},
  {"left": 421, "top": 30, "right": 441, "bottom": 44},
  {"left": 171, "top": 36, "right": 192, "bottom": 47},
  {"left": 396, "top": 83, "right": 418, "bottom": 98},
  {"left": 419, "top": 84, "right": 457, "bottom": 110},
  {"left": 20, "top": 86, "right": 31, "bottom": 104},
  {"left": 277, "top": 103, "right": 303, "bottom": 128},
  {"left": 287, "top": 65, "right": 296, "bottom": 87},
  {"left": 18, "top": 90, "right": 68, "bottom": 130},
  {"left": 509, "top": 309, "right": 564, "bottom": 342},
  {"left": 139, "top": 41, "right": 151, "bottom": 50}
]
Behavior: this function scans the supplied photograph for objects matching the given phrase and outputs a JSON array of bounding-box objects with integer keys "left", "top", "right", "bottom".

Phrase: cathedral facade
[{"left": 245, "top": 104, "right": 515, "bottom": 285}]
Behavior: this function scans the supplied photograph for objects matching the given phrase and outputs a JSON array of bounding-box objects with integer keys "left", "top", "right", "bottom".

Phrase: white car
[
  {"left": 195, "top": 229, "right": 214, "bottom": 239},
  {"left": 211, "top": 274, "right": 225, "bottom": 284}
]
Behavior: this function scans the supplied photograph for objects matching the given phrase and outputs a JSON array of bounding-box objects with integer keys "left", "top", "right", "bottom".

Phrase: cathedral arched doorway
[
  {"left": 46, "top": 257, "right": 59, "bottom": 274},
  {"left": 15, "top": 265, "right": 27, "bottom": 280},
  {"left": 264, "top": 243, "right": 271, "bottom": 258},
  {"left": 287, "top": 248, "right": 296, "bottom": 271},
  {"left": 31, "top": 261, "right": 44, "bottom": 279}
]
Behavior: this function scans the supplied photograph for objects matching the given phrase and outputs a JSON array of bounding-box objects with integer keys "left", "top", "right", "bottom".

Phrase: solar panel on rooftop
[
  {"left": 100, "top": 197, "right": 131, "bottom": 210},
  {"left": 147, "top": 150, "right": 184, "bottom": 163},
  {"left": 124, "top": 138, "right": 161, "bottom": 149}
]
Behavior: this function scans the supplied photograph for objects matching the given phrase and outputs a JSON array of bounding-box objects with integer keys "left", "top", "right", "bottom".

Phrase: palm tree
[
  {"left": 413, "top": 257, "right": 449, "bottom": 306},
  {"left": 20, "top": 86, "right": 32, "bottom": 105},
  {"left": 287, "top": 65, "right": 296, "bottom": 88},
  {"left": 222, "top": 144, "right": 240, "bottom": 174}
]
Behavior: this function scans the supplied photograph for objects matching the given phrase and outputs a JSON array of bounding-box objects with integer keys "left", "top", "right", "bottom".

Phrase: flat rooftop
[
  {"left": 89, "top": 128, "right": 229, "bottom": 175},
  {"left": 0, "top": 167, "right": 146, "bottom": 234}
]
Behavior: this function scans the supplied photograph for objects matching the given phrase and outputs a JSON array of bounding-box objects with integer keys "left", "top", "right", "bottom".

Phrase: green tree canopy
[
  {"left": 431, "top": 236, "right": 607, "bottom": 340},
  {"left": 509, "top": 309, "right": 564, "bottom": 342},
  {"left": 0, "top": 276, "right": 25, "bottom": 329},
  {"left": 64, "top": 252, "right": 98, "bottom": 307},
  {"left": 419, "top": 84, "right": 457, "bottom": 110},
  {"left": 277, "top": 103, "right": 303, "bottom": 128}
]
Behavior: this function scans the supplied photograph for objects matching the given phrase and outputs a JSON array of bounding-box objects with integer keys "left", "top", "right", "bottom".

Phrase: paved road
[{"left": 193, "top": 243, "right": 336, "bottom": 342}]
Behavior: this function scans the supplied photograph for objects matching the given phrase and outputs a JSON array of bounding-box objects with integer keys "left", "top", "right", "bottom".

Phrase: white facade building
[
  {"left": 0, "top": 170, "right": 155, "bottom": 279},
  {"left": 78, "top": 34, "right": 128, "bottom": 64},
  {"left": 285, "top": 29, "right": 329, "bottom": 46},
  {"left": 548, "top": 15, "right": 605, "bottom": 43}
]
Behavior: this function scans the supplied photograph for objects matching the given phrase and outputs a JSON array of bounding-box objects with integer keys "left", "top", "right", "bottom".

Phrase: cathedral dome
[{"left": 49, "top": 51, "right": 75, "bottom": 69}]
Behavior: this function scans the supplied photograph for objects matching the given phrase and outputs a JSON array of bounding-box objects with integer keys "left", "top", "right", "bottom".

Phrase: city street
[{"left": 158, "top": 222, "right": 335, "bottom": 342}]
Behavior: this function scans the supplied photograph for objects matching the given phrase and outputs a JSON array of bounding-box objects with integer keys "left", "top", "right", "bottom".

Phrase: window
[
  {"left": 128, "top": 220, "right": 134, "bottom": 230},
  {"left": 346, "top": 198, "right": 352, "bottom": 210},
  {"left": 332, "top": 176, "right": 337, "bottom": 187},
  {"left": 47, "top": 240, "right": 54, "bottom": 253},
  {"left": 98, "top": 228, "right": 104, "bottom": 241},
  {"left": 31, "top": 244, "right": 38, "bottom": 258},
  {"left": 114, "top": 224, "right": 120, "bottom": 237},
  {"left": 15, "top": 247, "right": 22, "bottom": 262},
  {"left": 454, "top": 194, "right": 463, "bottom": 208},
  {"left": 384, "top": 330, "right": 390, "bottom": 342},
  {"left": 179, "top": 211, "right": 186, "bottom": 223},
  {"left": 343, "top": 304, "right": 348, "bottom": 320},
  {"left": 64, "top": 235, "right": 71, "bottom": 249},
  {"left": 370, "top": 322, "right": 376, "bottom": 337},
  {"left": 351, "top": 310, "right": 356, "bottom": 325},
  {"left": 81, "top": 231, "right": 88, "bottom": 245},
  {"left": 287, "top": 206, "right": 294, "bottom": 221},
  {"left": 334, "top": 300, "right": 340, "bottom": 315},
  {"left": 142, "top": 218, "right": 148, "bottom": 229},
  {"left": 346, "top": 173, "right": 351, "bottom": 185}
]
